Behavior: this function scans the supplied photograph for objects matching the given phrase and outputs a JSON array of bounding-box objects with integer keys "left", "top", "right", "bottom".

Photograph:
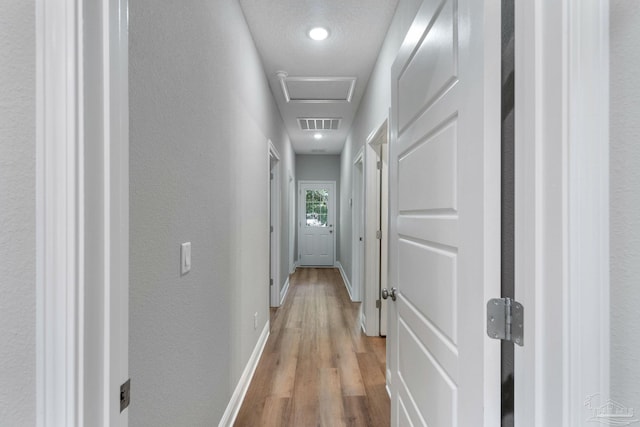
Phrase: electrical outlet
[{"left": 253, "top": 312, "right": 258, "bottom": 330}]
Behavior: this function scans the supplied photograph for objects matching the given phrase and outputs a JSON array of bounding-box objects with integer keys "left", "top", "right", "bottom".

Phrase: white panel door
[
  {"left": 388, "top": 0, "right": 501, "bottom": 426},
  {"left": 299, "top": 182, "right": 335, "bottom": 266}
]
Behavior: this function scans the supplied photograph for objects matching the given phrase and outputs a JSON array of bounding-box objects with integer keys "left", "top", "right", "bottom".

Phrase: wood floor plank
[
  {"left": 270, "top": 329, "right": 300, "bottom": 397},
  {"left": 319, "top": 368, "right": 347, "bottom": 427},
  {"left": 343, "top": 396, "right": 374, "bottom": 427},
  {"left": 234, "top": 268, "right": 389, "bottom": 427},
  {"left": 261, "top": 396, "right": 291, "bottom": 427}
]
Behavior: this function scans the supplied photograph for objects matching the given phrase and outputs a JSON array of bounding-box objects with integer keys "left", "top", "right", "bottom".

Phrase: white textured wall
[
  {"left": 0, "top": 2, "right": 36, "bottom": 426},
  {"left": 610, "top": 0, "right": 640, "bottom": 409},
  {"left": 339, "top": 0, "right": 422, "bottom": 283},
  {"left": 130, "top": 1, "right": 293, "bottom": 424}
]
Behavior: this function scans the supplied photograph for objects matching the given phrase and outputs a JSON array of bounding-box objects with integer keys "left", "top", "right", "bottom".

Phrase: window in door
[{"left": 305, "top": 189, "right": 329, "bottom": 227}]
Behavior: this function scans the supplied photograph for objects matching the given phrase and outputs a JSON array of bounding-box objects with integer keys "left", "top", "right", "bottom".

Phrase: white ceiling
[{"left": 239, "top": 0, "right": 399, "bottom": 154}]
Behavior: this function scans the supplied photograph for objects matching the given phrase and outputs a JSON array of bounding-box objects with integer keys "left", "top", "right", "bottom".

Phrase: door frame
[
  {"left": 268, "top": 141, "right": 281, "bottom": 307},
  {"left": 364, "top": 118, "right": 389, "bottom": 337},
  {"left": 288, "top": 172, "right": 296, "bottom": 275},
  {"left": 297, "top": 180, "right": 337, "bottom": 267},
  {"left": 351, "top": 148, "right": 365, "bottom": 304},
  {"left": 36, "top": 0, "right": 129, "bottom": 425},
  {"left": 514, "top": 0, "right": 610, "bottom": 425}
]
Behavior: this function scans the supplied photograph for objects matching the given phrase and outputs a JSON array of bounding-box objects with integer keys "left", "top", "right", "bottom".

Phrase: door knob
[{"left": 381, "top": 287, "right": 397, "bottom": 302}]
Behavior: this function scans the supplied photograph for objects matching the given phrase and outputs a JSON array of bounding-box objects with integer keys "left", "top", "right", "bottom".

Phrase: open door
[{"left": 386, "top": 0, "right": 501, "bottom": 425}]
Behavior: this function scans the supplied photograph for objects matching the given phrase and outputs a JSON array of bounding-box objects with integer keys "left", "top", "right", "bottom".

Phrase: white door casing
[
  {"left": 388, "top": 0, "right": 501, "bottom": 425},
  {"left": 367, "top": 118, "right": 390, "bottom": 337},
  {"left": 514, "top": 0, "right": 610, "bottom": 425},
  {"left": 36, "top": 0, "right": 129, "bottom": 425},
  {"left": 288, "top": 173, "right": 295, "bottom": 275},
  {"left": 298, "top": 181, "right": 336, "bottom": 266},
  {"left": 268, "top": 141, "right": 281, "bottom": 307},
  {"left": 351, "top": 148, "right": 365, "bottom": 303}
]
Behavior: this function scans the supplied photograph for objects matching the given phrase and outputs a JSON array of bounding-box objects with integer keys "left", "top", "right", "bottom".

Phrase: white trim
[
  {"left": 36, "top": 2, "right": 83, "bottom": 425},
  {"left": 360, "top": 310, "right": 366, "bottom": 335},
  {"left": 218, "top": 322, "right": 270, "bottom": 427},
  {"left": 564, "top": 0, "right": 610, "bottom": 423},
  {"left": 37, "top": 1, "right": 129, "bottom": 425},
  {"left": 514, "top": 0, "right": 609, "bottom": 425},
  {"left": 351, "top": 148, "right": 365, "bottom": 303},
  {"left": 336, "top": 261, "right": 354, "bottom": 301},
  {"left": 361, "top": 118, "right": 388, "bottom": 337},
  {"left": 268, "top": 140, "right": 281, "bottom": 308},
  {"left": 288, "top": 172, "right": 296, "bottom": 274},
  {"left": 363, "top": 143, "right": 379, "bottom": 336},
  {"left": 279, "top": 276, "right": 290, "bottom": 306}
]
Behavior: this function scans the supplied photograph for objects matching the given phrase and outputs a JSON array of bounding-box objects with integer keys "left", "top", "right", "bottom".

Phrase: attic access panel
[{"left": 280, "top": 76, "right": 356, "bottom": 103}]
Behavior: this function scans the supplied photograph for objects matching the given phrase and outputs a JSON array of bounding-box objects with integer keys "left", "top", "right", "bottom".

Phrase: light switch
[{"left": 181, "top": 242, "right": 191, "bottom": 275}]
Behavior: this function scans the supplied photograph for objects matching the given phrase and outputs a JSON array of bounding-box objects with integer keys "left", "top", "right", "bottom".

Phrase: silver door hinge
[
  {"left": 270, "top": 225, "right": 274, "bottom": 233},
  {"left": 487, "top": 297, "right": 524, "bottom": 346},
  {"left": 270, "top": 278, "right": 273, "bottom": 286},
  {"left": 120, "top": 378, "right": 131, "bottom": 412},
  {"left": 377, "top": 160, "right": 382, "bottom": 170},
  {"left": 376, "top": 299, "right": 381, "bottom": 309},
  {"left": 270, "top": 172, "right": 274, "bottom": 180},
  {"left": 376, "top": 230, "right": 382, "bottom": 239}
]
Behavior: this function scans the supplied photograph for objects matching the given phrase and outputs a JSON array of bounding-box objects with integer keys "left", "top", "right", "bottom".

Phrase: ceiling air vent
[
  {"left": 298, "top": 118, "right": 341, "bottom": 131},
  {"left": 311, "top": 149, "right": 327, "bottom": 153}
]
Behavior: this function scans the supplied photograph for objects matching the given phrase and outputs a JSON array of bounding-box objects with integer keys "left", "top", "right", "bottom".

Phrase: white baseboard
[
  {"left": 335, "top": 261, "right": 354, "bottom": 301},
  {"left": 386, "top": 368, "right": 392, "bottom": 397},
  {"left": 279, "top": 276, "right": 290, "bottom": 305},
  {"left": 218, "top": 322, "right": 270, "bottom": 427}
]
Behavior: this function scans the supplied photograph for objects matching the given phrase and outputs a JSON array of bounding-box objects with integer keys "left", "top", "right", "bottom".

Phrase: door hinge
[
  {"left": 377, "top": 160, "right": 382, "bottom": 170},
  {"left": 270, "top": 172, "right": 274, "bottom": 180},
  {"left": 376, "top": 230, "right": 382, "bottom": 239},
  {"left": 120, "top": 378, "right": 131, "bottom": 412},
  {"left": 486, "top": 297, "right": 524, "bottom": 346},
  {"left": 376, "top": 299, "right": 381, "bottom": 309},
  {"left": 270, "top": 278, "right": 273, "bottom": 286},
  {"left": 270, "top": 225, "right": 274, "bottom": 233}
]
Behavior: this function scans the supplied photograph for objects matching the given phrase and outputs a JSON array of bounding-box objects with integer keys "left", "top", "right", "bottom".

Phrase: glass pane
[{"left": 305, "top": 189, "right": 329, "bottom": 227}]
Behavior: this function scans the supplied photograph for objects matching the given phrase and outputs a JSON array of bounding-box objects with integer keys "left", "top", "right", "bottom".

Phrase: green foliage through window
[{"left": 305, "top": 189, "right": 328, "bottom": 227}]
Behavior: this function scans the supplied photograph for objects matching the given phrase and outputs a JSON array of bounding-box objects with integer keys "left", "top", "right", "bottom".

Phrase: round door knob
[{"left": 381, "top": 287, "right": 397, "bottom": 302}]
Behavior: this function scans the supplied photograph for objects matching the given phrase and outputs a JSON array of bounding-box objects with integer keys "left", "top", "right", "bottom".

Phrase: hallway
[{"left": 235, "top": 268, "right": 389, "bottom": 426}]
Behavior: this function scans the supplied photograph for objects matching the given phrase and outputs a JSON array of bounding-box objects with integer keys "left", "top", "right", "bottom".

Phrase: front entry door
[
  {"left": 387, "top": 0, "right": 501, "bottom": 425},
  {"left": 298, "top": 181, "right": 335, "bottom": 266}
]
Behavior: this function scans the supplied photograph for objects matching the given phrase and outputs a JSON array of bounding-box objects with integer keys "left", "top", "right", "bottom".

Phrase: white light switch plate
[{"left": 181, "top": 242, "right": 191, "bottom": 274}]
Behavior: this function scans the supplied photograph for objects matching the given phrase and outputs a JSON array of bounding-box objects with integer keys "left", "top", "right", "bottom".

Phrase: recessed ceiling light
[
  {"left": 314, "top": 133, "right": 323, "bottom": 140},
  {"left": 308, "top": 27, "right": 329, "bottom": 41}
]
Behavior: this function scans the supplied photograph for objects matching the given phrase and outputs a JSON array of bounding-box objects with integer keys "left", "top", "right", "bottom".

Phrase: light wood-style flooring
[{"left": 234, "top": 268, "right": 389, "bottom": 427}]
